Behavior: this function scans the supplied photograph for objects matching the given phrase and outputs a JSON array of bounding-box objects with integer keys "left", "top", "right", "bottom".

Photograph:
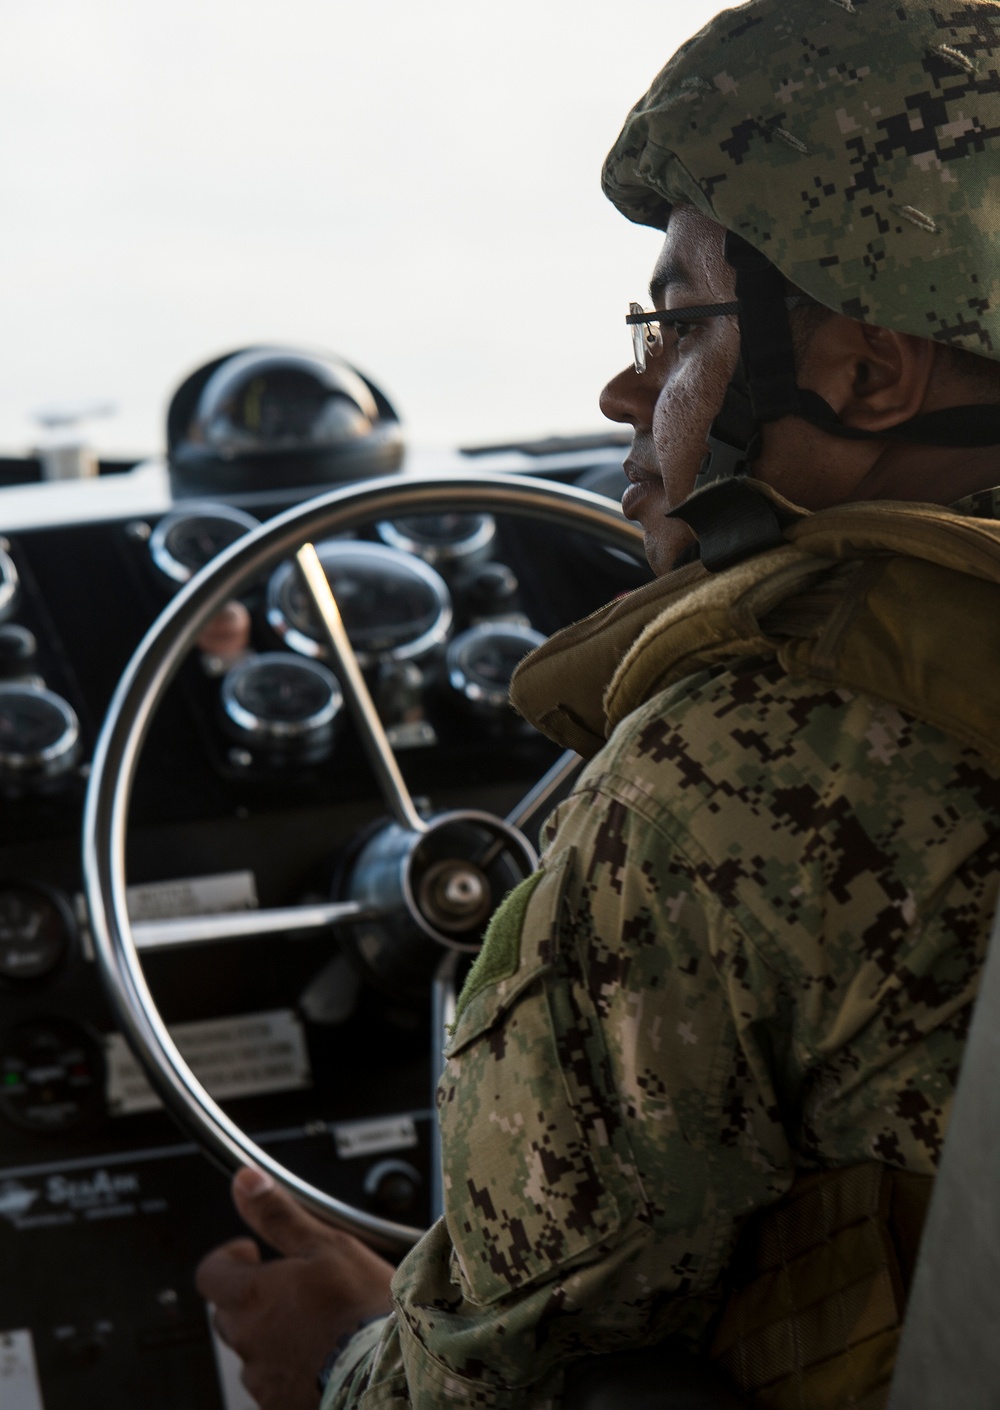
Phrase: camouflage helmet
[{"left": 603, "top": 0, "right": 1000, "bottom": 360}]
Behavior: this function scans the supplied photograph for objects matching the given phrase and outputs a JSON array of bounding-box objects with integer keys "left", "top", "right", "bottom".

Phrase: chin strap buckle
[
  {"left": 669, "top": 479, "right": 790, "bottom": 573},
  {"left": 696, "top": 428, "right": 756, "bottom": 489}
]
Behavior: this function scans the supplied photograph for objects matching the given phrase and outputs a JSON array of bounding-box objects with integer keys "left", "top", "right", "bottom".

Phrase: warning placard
[{"left": 105, "top": 1009, "right": 311, "bottom": 1115}]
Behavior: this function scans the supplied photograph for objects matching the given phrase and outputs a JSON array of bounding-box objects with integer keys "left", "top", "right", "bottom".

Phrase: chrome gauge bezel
[
  {"left": 0, "top": 545, "right": 20, "bottom": 622},
  {"left": 0, "top": 683, "right": 80, "bottom": 774},
  {"left": 447, "top": 622, "right": 547, "bottom": 710},
  {"left": 0, "top": 882, "right": 77, "bottom": 983},
  {"left": 221, "top": 653, "right": 343, "bottom": 743},
  {"left": 149, "top": 503, "right": 260, "bottom": 585},
  {"left": 375, "top": 512, "right": 496, "bottom": 566},
  {"left": 0, "top": 1016, "right": 106, "bottom": 1133},
  {"left": 266, "top": 540, "right": 453, "bottom": 666}
]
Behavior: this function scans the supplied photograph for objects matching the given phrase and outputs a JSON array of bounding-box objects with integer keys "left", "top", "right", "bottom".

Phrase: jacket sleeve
[{"left": 322, "top": 769, "right": 796, "bottom": 1410}]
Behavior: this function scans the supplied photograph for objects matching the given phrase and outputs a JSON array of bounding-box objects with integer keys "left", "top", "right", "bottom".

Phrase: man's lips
[
  {"left": 621, "top": 457, "right": 664, "bottom": 519},
  {"left": 623, "top": 457, "right": 661, "bottom": 485}
]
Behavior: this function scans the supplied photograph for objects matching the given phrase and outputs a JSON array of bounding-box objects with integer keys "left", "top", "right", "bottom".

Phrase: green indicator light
[{"left": 4, "top": 1073, "right": 20, "bottom": 1085}]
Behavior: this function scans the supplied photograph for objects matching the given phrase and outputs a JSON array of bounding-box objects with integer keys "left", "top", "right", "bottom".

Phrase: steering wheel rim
[{"left": 83, "top": 471, "right": 645, "bottom": 1253}]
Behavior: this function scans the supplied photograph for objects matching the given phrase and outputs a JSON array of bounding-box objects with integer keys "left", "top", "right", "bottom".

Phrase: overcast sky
[{"left": 1, "top": 1, "right": 725, "bottom": 458}]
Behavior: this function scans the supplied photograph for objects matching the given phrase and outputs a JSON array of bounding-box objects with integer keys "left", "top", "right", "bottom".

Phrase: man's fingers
[
  {"left": 231, "top": 1167, "right": 328, "bottom": 1258},
  {"left": 195, "top": 1243, "right": 259, "bottom": 1307},
  {"left": 216, "top": 1236, "right": 261, "bottom": 1265},
  {"left": 211, "top": 1304, "right": 255, "bottom": 1360}
]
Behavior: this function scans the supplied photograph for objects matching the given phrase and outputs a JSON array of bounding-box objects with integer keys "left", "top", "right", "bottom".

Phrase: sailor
[{"left": 196, "top": 2, "right": 1000, "bottom": 1405}]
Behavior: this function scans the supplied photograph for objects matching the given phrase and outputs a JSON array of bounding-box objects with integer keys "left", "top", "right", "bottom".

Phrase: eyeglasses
[
  {"left": 626, "top": 300, "right": 739, "bottom": 374},
  {"left": 626, "top": 294, "right": 815, "bottom": 374}
]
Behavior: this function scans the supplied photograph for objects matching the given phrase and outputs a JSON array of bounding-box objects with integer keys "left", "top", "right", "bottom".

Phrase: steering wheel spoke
[
  {"left": 504, "top": 747, "right": 583, "bottom": 842},
  {"left": 296, "top": 542, "right": 427, "bottom": 834},
  {"left": 131, "top": 898, "right": 376, "bottom": 951}
]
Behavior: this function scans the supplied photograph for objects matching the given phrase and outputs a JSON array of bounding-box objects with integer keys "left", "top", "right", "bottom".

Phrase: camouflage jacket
[{"left": 323, "top": 492, "right": 1000, "bottom": 1410}]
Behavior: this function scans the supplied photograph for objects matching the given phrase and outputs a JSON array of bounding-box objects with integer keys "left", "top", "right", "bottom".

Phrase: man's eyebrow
[{"left": 648, "top": 260, "right": 693, "bottom": 304}]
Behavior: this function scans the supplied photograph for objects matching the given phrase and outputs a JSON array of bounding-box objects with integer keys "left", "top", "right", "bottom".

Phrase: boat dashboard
[{"left": 0, "top": 441, "right": 647, "bottom": 1410}]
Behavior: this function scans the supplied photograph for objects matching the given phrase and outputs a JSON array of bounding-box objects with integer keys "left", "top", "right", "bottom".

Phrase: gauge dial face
[
  {"left": 0, "top": 685, "right": 79, "bottom": 774},
  {"left": 447, "top": 623, "right": 546, "bottom": 710},
  {"left": 149, "top": 504, "right": 259, "bottom": 584},
  {"left": 0, "top": 1018, "right": 104, "bottom": 1132},
  {"left": 0, "top": 886, "right": 73, "bottom": 981},
  {"left": 222, "top": 653, "right": 342, "bottom": 741},
  {"left": 0, "top": 545, "right": 19, "bottom": 622},
  {"left": 266, "top": 541, "right": 452, "bottom": 664},
  {"left": 376, "top": 512, "right": 495, "bottom": 565}
]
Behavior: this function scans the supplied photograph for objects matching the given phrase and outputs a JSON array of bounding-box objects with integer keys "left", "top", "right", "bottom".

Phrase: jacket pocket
[{"left": 438, "top": 850, "right": 628, "bottom": 1305}]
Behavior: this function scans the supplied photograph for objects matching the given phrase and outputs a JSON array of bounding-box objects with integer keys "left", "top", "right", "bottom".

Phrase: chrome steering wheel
[{"left": 83, "top": 472, "right": 644, "bottom": 1253}]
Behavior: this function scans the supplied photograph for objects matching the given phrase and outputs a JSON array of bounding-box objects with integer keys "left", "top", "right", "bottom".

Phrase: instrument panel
[{"left": 0, "top": 457, "right": 647, "bottom": 1410}]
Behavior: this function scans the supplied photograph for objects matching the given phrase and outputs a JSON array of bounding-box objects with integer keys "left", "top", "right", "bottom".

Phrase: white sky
[{"left": 0, "top": 0, "right": 725, "bottom": 458}]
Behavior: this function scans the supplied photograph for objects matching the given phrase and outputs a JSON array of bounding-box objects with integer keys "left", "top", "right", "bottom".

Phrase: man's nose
[{"left": 599, "top": 362, "right": 660, "bottom": 428}]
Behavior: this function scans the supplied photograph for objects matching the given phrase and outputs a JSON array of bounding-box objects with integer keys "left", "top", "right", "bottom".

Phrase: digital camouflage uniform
[
  {"left": 321, "top": 0, "right": 1000, "bottom": 1402},
  {"left": 322, "top": 493, "right": 1000, "bottom": 1410}
]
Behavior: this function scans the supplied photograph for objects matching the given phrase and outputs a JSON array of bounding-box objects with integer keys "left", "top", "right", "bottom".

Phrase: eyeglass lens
[{"left": 628, "top": 303, "right": 663, "bottom": 375}]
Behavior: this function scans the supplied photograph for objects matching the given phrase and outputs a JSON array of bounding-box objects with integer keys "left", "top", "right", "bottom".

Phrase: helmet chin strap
[{"left": 670, "top": 231, "right": 1000, "bottom": 572}]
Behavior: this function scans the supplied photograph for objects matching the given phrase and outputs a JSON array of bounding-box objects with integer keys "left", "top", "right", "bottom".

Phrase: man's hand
[{"left": 195, "top": 1168, "right": 395, "bottom": 1410}]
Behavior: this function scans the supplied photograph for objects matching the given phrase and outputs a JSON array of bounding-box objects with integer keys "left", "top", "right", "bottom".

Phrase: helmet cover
[{"left": 603, "top": 0, "right": 1000, "bottom": 359}]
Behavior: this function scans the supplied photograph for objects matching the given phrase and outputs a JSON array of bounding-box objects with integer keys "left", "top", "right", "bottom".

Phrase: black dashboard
[{"left": 0, "top": 446, "right": 646, "bottom": 1410}]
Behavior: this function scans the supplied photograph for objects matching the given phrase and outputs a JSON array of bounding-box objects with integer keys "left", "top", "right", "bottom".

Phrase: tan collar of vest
[{"left": 510, "top": 484, "right": 1000, "bottom": 759}]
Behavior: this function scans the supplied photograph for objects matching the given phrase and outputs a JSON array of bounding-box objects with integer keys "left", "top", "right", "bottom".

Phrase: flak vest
[{"left": 511, "top": 487, "right": 1000, "bottom": 1410}]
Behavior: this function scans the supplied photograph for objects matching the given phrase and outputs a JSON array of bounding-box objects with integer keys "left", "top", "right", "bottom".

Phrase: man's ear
[{"left": 802, "top": 316, "right": 936, "bottom": 432}]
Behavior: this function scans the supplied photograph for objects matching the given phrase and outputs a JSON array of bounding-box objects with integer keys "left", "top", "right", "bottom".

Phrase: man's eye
[{"left": 664, "top": 317, "right": 694, "bottom": 341}]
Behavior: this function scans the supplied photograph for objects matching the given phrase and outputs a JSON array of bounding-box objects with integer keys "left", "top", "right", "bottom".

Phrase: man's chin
[
  {"left": 623, "top": 476, "right": 698, "bottom": 577},
  {"left": 643, "top": 521, "right": 698, "bottom": 578}
]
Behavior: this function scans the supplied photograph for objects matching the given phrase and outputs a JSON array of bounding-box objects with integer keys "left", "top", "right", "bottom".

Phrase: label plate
[
  {"left": 106, "top": 1009, "right": 311, "bottom": 1116},
  {"left": 333, "top": 1114, "right": 418, "bottom": 1160},
  {"left": 0, "top": 1330, "right": 44, "bottom": 1410},
  {"left": 125, "top": 870, "right": 258, "bottom": 921}
]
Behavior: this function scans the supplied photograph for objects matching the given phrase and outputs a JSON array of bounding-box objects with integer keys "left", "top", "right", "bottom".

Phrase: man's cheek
[{"left": 653, "top": 395, "right": 710, "bottom": 505}]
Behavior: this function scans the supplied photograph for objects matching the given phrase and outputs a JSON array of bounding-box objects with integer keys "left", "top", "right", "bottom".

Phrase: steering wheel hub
[
  {"left": 419, "top": 860, "right": 490, "bottom": 931},
  {"left": 342, "top": 809, "right": 535, "bottom": 999}
]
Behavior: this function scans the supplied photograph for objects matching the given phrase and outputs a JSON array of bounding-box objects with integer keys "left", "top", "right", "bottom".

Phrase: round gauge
[
  {"left": 266, "top": 541, "right": 452, "bottom": 665},
  {"left": 0, "top": 624, "right": 38, "bottom": 679},
  {"left": 447, "top": 623, "right": 547, "bottom": 712},
  {"left": 0, "top": 684, "right": 80, "bottom": 779},
  {"left": 221, "top": 653, "right": 342, "bottom": 745},
  {"left": 0, "top": 1018, "right": 104, "bottom": 1133},
  {"left": 149, "top": 504, "right": 259, "bottom": 584},
  {"left": 0, "top": 545, "right": 18, "bottom": 622},
  {"left": 0, "top": 885, "right": 74, "bottom": 982},
  {"left": 376, "top": 512, "right": 495, "bottom": 566}
]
